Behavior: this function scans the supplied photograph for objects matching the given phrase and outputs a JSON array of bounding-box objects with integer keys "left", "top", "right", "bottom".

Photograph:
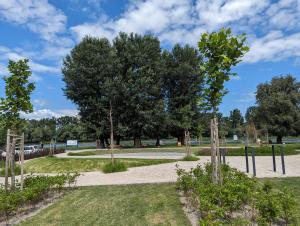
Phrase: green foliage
[
  {"left": 181, "top": 155, "right": 199, "bottom": 161},
  {"left": 0, "top": 160, "right": 24, "bottom": 176},
  {"left": 0, "top": 59, "right": 35, "bottom": 130},
  {"left": 0, "top": 173, "right": 79, "bottom": 220},
  {"left": 198, "top": 28, "right": 249, "bottom": 112},
  {"left": 177, "top": 163, "right": 298, "bottom": 225},
  {"left": 163, "top": 44, "right": 203, "bottom": 140},
  {"left": 254, "top": 75, "right": 300, "bottom": 143},
  {"left": 102, "top": 160, "right": 127, "bottom": 173}
]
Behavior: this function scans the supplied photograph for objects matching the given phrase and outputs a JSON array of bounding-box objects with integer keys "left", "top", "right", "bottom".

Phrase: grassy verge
[
  {"left": 19, "top": 183, "right": 190, "bottom": 226},
  {"left": 68, "top": 143, "right": 300, "bottom": 156},
  {"left": 196, "top": 144, "right": 300, "bottom": 156},
  {"left": 24, "top": 157, "right": 176, "bottom": 173},
  {"left": 0, "top": 160, "right": 23, "bottom": 176},
  {"left": 262, "top": 177, "right": 300, "bottom": 222}
]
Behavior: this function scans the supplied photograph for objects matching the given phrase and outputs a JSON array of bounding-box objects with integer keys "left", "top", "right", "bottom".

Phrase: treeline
[{"left": 61, "top": 32, "right": 299, "bottom": 147}]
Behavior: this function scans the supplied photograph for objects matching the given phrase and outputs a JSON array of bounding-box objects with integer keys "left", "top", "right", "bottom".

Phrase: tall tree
[
  {"left": 62, "top": 37, "right": 119, "bottom": 162},
  {"left": 198, "top": 28, "right": 249, "bottom": 184},
  {"left": 113, "top": 33, "right": 164, "bottom": 147},
  {"left": 255, "top": 75, "right": 300, "bottom": 143},
  {"left": 163, "top": 44, "right": 203, "bottom": 147}
]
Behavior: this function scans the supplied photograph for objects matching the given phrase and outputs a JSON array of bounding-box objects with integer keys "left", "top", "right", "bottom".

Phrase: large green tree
[
  {"left": 198, "top": 28, "right": 249, "bottom": 184},
  {"left": 62, "top": 37, "right": 119, "bottom": 150},
  {"left": 254, "top": 75, "right": 300, "bottom": 143},
  {"left": 163, "top": 44, "right": 203, "bottom": 147},
  {"left": 113, "top": 33, "right": 164, "bottom": 147}
]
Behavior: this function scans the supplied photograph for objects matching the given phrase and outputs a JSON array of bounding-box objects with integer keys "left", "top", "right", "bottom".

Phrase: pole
[
  {"left": 10, "top": 137, "right": 16, "bottom": 190},
  {"left": 20, "top": 133, "right": 24, "bottom": 190},
  {"left": 5, "top": 129, "right": 10, "bottom": 191},
  {"left": 245, "top": 146, "right": 249, "bottom": 173},
  {"left": 251, "top": 147, "right": 256, "bottom": 177},
  {"left": 222, "top": 148, "right": 226, "bottom": 164},
  {"left": 272, "top": 145, "right": 276, "bottom": 172},
  {"left": 280, "top": 145, "right": 286, "bottom": 175}
]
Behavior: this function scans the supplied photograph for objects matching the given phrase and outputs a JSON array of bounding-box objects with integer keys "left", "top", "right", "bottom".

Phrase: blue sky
[{"left": 0, "top": 0, "right": 299, "bottom": 119}]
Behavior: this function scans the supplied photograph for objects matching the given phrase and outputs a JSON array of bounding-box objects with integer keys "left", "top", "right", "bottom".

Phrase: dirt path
[{"left": 1, "top": 155, "right": 299, "bottom": 187}]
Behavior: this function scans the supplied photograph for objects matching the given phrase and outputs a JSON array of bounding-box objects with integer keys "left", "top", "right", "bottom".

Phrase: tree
[
  {"left": 254, "top": 75, "right": 300, "bottom": 143},
  {"left": 0, "top": 59, "right": 35, "bottom": 189},
  {"left": 163, "top": 44, "right": 203, "bottom": 148},
  {"left": 113, "top": 33, "right": 164, "bottom": 147},
  {"left": 62, "top": 36, "right": 119, "bottom": 163},
  {"left": 198, "top": 28, "right": 249, "bottom": 184}
]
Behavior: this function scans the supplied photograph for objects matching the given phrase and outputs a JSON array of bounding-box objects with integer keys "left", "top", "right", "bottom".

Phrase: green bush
[
  {"left": 181, "top": 155, "right": 199, "bottom": 161},
  {"left": 0, "top": 173, "right": 79, "bottom": 221},
  {"left": 177, "top": 163, "right": 298, "bottom": 225},
  {"left": 0, "top": 160, "right": 24, "bottom": 176},
  {"left": 103, "top": 160, "right": 127, "bottom": 173}
]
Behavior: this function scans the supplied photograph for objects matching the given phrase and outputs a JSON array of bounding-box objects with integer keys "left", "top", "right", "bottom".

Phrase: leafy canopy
[
  {"left": 0, "top": 59, "right": 35, "bottom": 130},
  {"left": 198, "top": 28, "right": 249, "bottom": 112}
]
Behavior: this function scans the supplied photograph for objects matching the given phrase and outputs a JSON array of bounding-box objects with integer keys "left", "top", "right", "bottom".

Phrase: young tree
[
  {"left": 63, "top": 36, "right": 119, "bottom": 163},
  {"left": 0, "top": 59, "right": 35, "bottom": 189},
  {"left": 254, "top": 75, "right": 300, "bottom": 143},
  {"left": 198, "top": 28, "right": 249, "bottom": 184},
  {"left": 163, "top": 44, "right": 203, "bottom": 147}
]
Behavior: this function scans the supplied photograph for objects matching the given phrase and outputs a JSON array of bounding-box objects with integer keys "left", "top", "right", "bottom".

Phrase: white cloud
[
  {"left": 0, "top": 0, "right": 67, "bottom": 41},
  {"left": 235, "top": 92, "right": 256, "bottom": 103},
  {"left": 0, "top": 45, "right": 60, "bottom": 74},
  {"left": 21, "top": 108, "right": 78, "bottom": 120},
  {"left": 33, "top": 99, "right": 48, "bottom": 107},
  {"left": 71, "top": 0, "right": 300, "bottom": 63}
]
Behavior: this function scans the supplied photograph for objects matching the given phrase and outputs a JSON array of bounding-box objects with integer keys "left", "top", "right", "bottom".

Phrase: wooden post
[
  {"left": 109, "top": 100, "right": 114, "bottom": 165},
  {"left": 211, "top": 119, "right": 217, "bottom": 183},
  {"left": 5, "top": 129, "right": 10, "bottom": 191},
  {"left": 10, "top": 137, "right": 16, "bottom": 190},
  {"left": 20, "top": 133, "right": 24, "bottom": 190}
]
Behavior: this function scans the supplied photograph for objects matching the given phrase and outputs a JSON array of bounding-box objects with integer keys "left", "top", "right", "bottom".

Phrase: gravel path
[{"left": 1, "top": 155, "right": 300, "bottom": 187}]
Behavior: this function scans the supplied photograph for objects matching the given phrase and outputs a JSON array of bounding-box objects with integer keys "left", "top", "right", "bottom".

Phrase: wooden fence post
[{"left": 5, "top": 129, "right": 10, "bottom": 191}]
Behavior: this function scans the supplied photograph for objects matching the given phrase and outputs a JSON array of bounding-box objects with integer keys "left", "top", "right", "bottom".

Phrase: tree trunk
[
  {"left": 211, "top": 116, "right": 222, "bottom": 184},
  {"left": 177, "top": 137, "right": 181, "bottom": 147},
  {"left": 155, "top": 136, "right": 160, "bottom": 147},
  {"left": 105, "top": 138, "right": 110, "bottom": 147},
  {"left": 96, "top": 139, "right": 101, "bottom": 149},
  {"left": 116, "top": 136, "right": 121, "bottom": 146},
  {"left": 20, "top": 133, "right": 24, "bottom": 190},
  {"left": 100, "top": 138, "right": 106, "bottom": 149},
  {"left": 276, "top": 135, "right": 283, "bottom": 144},
  {"left": 134, "top": 137, "right": 142, "bottom": 148},
  {"left": 109, "top": 100, "right": 115, "bottom": 165}
]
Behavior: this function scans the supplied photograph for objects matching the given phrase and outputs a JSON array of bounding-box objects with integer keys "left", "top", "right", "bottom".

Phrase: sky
[{"left": 0, "top": 0, "right": 299, "bottom": 119}]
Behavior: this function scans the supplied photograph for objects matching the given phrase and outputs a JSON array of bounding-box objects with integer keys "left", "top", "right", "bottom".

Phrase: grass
[
  {"left": 196, "top": 143, "right": 300, "bottom": 156},
  {"left": 261, "top": 177, "right": 300, "bottom": 222},
  {"left": 181, "top": 155, "right": 199, "bottom": 161},
  {"left": 0, "top": 160, "right": 23, "bottom": 176},
  {"left": 68, "top": 143, "right": 300, "bottom": 156},
  {"left": 102, "top": 160, "right": 127, "bottom": 173},
  {"left": 19, "top": 183, "right": 190, "bottom": 226},
  {"left": 24, "top": 157, "right": 176, "bottom": 173}
]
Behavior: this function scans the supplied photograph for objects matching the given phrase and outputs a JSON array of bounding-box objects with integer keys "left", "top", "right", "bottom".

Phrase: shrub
[
  {"left": 176, "top": 163, "right": 297, "bottom": 225},
  {"left": 0, "top": 173, "right": 79, "bottom": 222},
  {"left": 103, "top": 160, "right": 127, "bottom": 173},
  {"left": 181, "top": 155, "right": 199, "bottom": 161}
]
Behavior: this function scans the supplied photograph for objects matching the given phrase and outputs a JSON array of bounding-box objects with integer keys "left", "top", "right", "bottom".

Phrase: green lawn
[
  {"left": 196, "top": 143, "right": 300, "bottom": 156},
  {"left": 16, "top": 177, "right": 300, "bottom": 225},
  {"left": 24, "top": 157, "right": 176, "bottom": 173},
  {"left": 19, "top": 183, "right": 190, "bottom": 226},
  {"left": 68, "top": 143, "right": 300, "bottom": 156}
]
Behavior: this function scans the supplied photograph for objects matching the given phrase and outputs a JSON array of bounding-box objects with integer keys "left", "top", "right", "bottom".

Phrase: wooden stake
[
  {"left": 10, "top": 137, "right": 16, "bottom": 190},
  {"left": 5, "top": 129, "right": 10, "bottom": 191},
  {"left": 20, "top": 133, "right": 24, "bottom": 190}
]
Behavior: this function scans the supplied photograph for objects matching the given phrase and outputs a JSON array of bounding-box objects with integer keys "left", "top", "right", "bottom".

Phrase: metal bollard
[
  {"left": 245, "top": 146, "right": 249, "bottom": 173},
  {"left": 280, "top": 146, "right": 286, "bottom": 174},
  {"left": 272, "top": 145, "right": 276, "bottom": 172},
  {"left": 252, "top": 147, "right": 256, "bottom": 177}
]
